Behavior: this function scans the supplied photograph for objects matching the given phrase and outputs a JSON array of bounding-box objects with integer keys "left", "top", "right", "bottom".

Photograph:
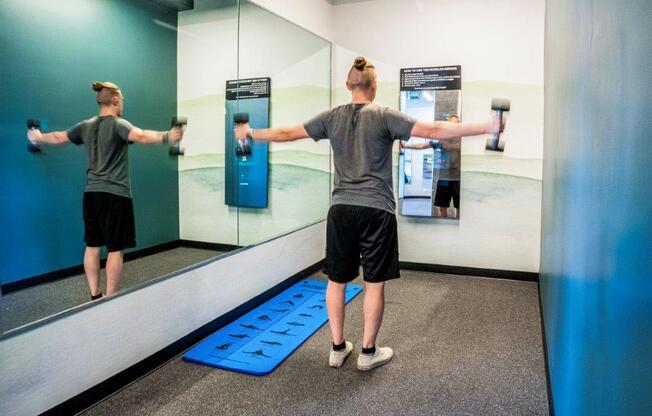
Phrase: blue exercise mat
[{"left": 183, "top": 278, "right": 363, "bottom": 375}]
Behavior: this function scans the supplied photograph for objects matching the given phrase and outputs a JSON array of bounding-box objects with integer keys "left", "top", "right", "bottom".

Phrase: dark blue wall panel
[{"left": 0, "top": 0, "right": 179, "bottom": 284}]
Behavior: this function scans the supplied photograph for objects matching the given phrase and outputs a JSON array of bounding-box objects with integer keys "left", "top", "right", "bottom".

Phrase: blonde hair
[
  {"left": 92, "top": 81, "right": 121, "bottom": 106},
  {"left": 347, "top": 56, "right": 376, "bottom": 91}
]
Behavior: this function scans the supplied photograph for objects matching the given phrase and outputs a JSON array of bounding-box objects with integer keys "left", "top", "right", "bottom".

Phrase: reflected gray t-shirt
[
  {"left": 430, "top": 137, "right": 461, "bottom": 180},
  {"left": 67, "top": 116, "right": 134, "bottom": 198},
  {"left": 304, "top": 103, "right": 416, "bottom": 213}
]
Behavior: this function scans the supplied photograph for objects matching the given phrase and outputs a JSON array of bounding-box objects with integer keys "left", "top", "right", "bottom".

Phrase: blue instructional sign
[{"left": 225, "top": 77, "right": 270, "bottom": 208}]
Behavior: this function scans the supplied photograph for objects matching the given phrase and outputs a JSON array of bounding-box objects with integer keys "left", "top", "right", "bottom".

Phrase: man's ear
[{"left": 345, "top": 80, "right": 353, "bottom": 91}]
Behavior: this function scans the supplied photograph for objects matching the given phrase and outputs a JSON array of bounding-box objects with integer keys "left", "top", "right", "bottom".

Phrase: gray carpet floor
[
  {"left": 0, "top": 247, "right": 224, "bottom": 333},
  {"left": 82, "top": 271, "right": 549, "bottom": 416}
]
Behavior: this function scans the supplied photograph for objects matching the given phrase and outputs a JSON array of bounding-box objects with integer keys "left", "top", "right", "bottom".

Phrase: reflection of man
[
  {"left": 400, "top": 114, "right": 461, "bottom": 217},
  {"left": 26, "top": 81, "right": 184, "bottom": 299}
]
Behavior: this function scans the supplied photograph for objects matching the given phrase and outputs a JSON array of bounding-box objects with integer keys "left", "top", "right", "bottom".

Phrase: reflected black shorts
[
  {"left": 83, "top": 192, "right": 136, "bottom": 252},
  {"left": 323, "top": 204, "right": 400, "bottom": 284},
  {"left": 434, "top": 180, "right": 460, "bottom": 209}
]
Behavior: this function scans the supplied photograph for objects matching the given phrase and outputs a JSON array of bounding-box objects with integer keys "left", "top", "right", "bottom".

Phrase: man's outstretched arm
[
  {"left": 410, "top": 116, "right": 502, "bottom": 141},
  {"left": 128, "top": 126, "right": 183, "bottom": 144},
  {"left": 401, "top": 141, "right": 433, "bottom": 150},
  {"left": 236, "top": 123, "right": 309, "bottom": 142},
  {"left": 27, "top": 129, "right": 70, "bottom": 145}
]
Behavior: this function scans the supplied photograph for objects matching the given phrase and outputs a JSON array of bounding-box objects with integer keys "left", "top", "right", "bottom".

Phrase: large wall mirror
[
  {"left": 235, "top": 1, "right": 331, "bottom": 246},
  {"left": 0, "top": 0, "right": 332, "bottom": 334},
  {"left": 398, "top": 66, "right": 462, "bottom": 219}
]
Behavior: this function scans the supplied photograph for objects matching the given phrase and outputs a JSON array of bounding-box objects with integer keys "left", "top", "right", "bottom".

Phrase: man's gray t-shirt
[
  {"left": 67, "top": 116, "right": 134, "bottom": 198},
  {"left": 429, "top": 137, "right": 461, "bottom": 180},
  {"left": 304, "top": 103, "right": 416, "bottom": 213}
]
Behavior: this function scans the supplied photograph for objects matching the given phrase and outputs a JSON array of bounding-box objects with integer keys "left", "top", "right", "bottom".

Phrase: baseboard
[
  {"left": 1, "top": 241, "right": 183, "bottom": 295},
  {"left": 1, "top": 240, "right": 241, "bottom": 295},
  {"left": 399, "top": 261, "right": 539, "bottom": 282},
  {"left": 179, "top": 239, "right": 241, "bottom": 252},
  {"left": 41, "top": 260, "right": 324, "bottom": 416},
  {"left": 537, "top": 281, "right": 555, "bottom": 416}
]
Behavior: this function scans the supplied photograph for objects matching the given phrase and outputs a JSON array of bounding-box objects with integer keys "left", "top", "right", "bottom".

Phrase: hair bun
[
  {"left": 92, "top": 81, "right": 104, "bottom": 92},
  {"left": 353, "top": 56, "right": 367, "bottom": 71}
]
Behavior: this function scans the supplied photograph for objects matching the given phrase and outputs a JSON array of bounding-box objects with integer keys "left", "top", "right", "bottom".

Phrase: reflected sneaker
[
  {"left": 329, "top": 341, "right": 353, "bottom": 368},
  {"left": 357, "top": 346, "right": 394, "bottom": 371}
]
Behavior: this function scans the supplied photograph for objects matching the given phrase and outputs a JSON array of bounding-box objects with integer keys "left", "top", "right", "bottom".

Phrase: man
[
  {"left": 401, "top": 114, "right": 461, "bottom": 217},
  {"left": 235, "top": 57, "right": 503, "bottom": 371},
  {"left": 26, "top": 81, "right": 183, "bottom": 299}
]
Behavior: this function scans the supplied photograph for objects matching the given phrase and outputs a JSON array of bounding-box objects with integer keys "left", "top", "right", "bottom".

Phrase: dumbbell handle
[
  {"left": 493, "top": 109, "right": 504, "bottom": 141},
  {"left": 486, "top": 98, "right": 510, "bottom": 151},
  {"left": 27, "top": 128, "right": 39, "bottom": 143},
  {"left": 168, "top": 116, "right": 187, "bottom": 156},
  {"left": 233, "top": 113, "right": 252, "bottom": 157},
  {"left": 485, "top": 111, "right": 503, "bottom": 151},
  {"left": 233, "top": 112, "right": 254, "bottom": 142},
  {"left": 26, "top": 119, "right": 42, "bottom": 152}
]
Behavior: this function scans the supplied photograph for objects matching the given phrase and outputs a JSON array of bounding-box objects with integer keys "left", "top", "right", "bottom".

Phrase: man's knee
[
  {"left": 365, "top": 281, "right": 385, "bottom": 289},
  {"left": 327, "top": 280, "right": 347, "bottom": 290},
  {"left": 364, "top": 281, "right": 385, "bottom": 295}
]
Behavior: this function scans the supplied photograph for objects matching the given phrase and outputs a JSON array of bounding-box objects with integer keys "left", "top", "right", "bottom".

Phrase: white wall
[
  {"left": 332, "top": 0, "right": 544, "bottom": 272},
  {"left": 332, "top": 0, "right": 543, "bottom": 83},
  {"left": 0, "top": 221, "right": 326, "bottom": 416},
  {"left": 249, "top": 0, "right": 334, "bottom": 41}
]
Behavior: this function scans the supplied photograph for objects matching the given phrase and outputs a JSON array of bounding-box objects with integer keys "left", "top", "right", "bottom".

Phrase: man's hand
[
  {"left": 27, "top": 128, "right": 43, "bottom": 144},
  {"left": 485, "top": 113, "right": 506, "bottom": 135},
  {"left": 167, "top": 126, "right": 184, "bottom": 144},
  {"left": 235, "top": 122, "right": 250, "bottom": 141}
]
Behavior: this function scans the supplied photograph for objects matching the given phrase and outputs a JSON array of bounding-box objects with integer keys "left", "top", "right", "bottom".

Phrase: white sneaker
[
  {"left": 329, "top": 341, "right": 353, "bottom": 368},
  {"left": 357, "top": 346, "right": 394, "bottom": 371}
]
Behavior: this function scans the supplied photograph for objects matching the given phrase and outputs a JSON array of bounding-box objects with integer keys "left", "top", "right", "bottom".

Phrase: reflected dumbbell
[
  {"left": 485, "top": 98, "right": 510, "bottom": 152},
  {"left": 26, "top": 119, "right": 42, "bottom": 153},
  {"left": 169, "top": 116, "right": 187, "bottom": 156},
  {"left": 234, "top": 112, "right": 252, "bottom": 157}
]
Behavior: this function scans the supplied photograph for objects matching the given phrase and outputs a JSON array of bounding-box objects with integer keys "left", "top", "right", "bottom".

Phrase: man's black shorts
[
  {"left": 323, "top": 204, "right": 400, "bottom": 284},
  {"left": 83, "top": 192, "right": 136, "bottom": 252},
  {"left": 434, "top": 180, "right": 460, "bottom": 209}
]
